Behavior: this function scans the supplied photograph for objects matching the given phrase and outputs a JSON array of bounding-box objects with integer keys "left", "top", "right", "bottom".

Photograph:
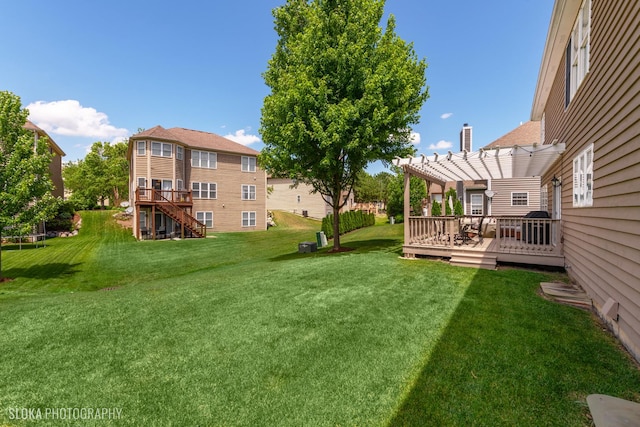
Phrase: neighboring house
[
  {"left": 128, "top": 126, "right": 266, "bottom": 239},
  {"left": 427, "top": 121, "right": 543, "bottom": 217},
  {"left": 483, "top": 121, "right": 543, "bottom": 217},
  {"left": 267, "top": 177, "right": 355, "bottom": 219},
  {"left": 531, "top": 0, "right": 640, "bottom": 360},
  {"left": 24, "top": 120, "right": 65, "bottom": 198}
]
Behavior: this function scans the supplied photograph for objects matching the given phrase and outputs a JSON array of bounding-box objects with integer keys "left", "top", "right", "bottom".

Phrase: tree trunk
[{"left": 332, "top": 203, "right": 341, "bottom": 251}]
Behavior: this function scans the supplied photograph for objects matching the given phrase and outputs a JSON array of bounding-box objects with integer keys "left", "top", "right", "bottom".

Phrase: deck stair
[
  {"left": 450, "top": 249, "right": 497, "bottom": 270},
  {"left": 153, "top": 192, "right": 206, "bottom": 238}
]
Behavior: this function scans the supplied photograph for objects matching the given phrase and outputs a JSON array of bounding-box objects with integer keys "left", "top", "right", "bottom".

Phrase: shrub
[
  {"left": 45, "top": 200, "right": 76, "bottom": 231},
  {"left": 321, "top": 210, "right": 375, "bottom": 239}
]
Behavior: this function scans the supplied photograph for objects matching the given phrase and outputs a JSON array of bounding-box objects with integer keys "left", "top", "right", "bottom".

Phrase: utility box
[
  {"left": 316, "top": 231, "right": 327, "bottom": 248},
  {"left": 298, "top": 241, "right": 318, "bottom": 253}
]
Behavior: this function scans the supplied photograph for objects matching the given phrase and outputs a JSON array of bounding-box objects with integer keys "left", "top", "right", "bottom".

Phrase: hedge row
[{"left": 321, "top": 210, "right": 375, "bottom": 239}]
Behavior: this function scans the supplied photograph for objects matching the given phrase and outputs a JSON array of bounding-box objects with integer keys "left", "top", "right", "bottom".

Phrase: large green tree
[
  {"left": 63, "top": 141, "right": 129, "bottom": 209},
  {"left": 260, "top": 0, "right": 428, "bottom": 250},
  {"left": 0, "top": 91, "right": 59, "bottom": 279}
]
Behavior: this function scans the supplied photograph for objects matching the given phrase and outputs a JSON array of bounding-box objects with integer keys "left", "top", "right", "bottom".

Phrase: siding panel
[{"left": 541, "top": 0, "right": 640, "bottom": 359}]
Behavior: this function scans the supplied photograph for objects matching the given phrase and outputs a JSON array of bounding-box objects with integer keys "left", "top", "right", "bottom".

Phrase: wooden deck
[{"left": 403, "top": 216, "right": 565, "bottom": 269}]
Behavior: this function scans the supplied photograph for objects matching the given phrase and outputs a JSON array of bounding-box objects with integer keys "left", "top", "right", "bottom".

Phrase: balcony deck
[
  {"left": 403, "top": 216, "right": 564, "bottom": 269},
  {"left": 135, "top": 188, "right": 193, "bottom": 207}
]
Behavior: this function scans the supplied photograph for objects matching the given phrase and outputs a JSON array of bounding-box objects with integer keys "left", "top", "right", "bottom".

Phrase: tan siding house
[
  {"left": 24, "top": 120, "right": 65, "bottom": 198},
  {"left": 128, "top": 126, "right": 266, "bottom": 238},
  {"left": 531, "top": 0, "right": 640, "bottom": 360},
  {"left": 490, "top": 177, "right": 541, "bottom": 216},
  {"left": 267, "top": 178, "right": 332, "bottom": 219}
]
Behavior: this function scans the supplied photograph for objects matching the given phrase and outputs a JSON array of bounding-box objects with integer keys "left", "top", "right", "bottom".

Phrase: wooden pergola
[{"left": 393, "top": 142, "right": 566, "bottom": 245}]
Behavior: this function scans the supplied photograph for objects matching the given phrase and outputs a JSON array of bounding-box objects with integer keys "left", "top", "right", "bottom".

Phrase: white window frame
[
  {"left": 242, "top": 156, "right": 256, "bottom": 172},
  {"left": 137, "top": 177, "right": 147, "bottom": 188},
  {"left": 573, "top": 144, "right": 594, "bottom": 207},
  {"left": 137, "top": 141, "right": 146, "bottom": 156},
  {"left": 540, "top": 185, "right": 549, "bottom": 213},
  {"left": 242, "top": 211, "right": 256, "bottom": 227},
  {"left": 242, "top": 184, "right": 256, "bottom": 200},
  {"left": 176, "top": 146, "right": 184, "bottom": 160},
  {"left": 191, "top": 150, "right": 217, "bottom": 169},
  {"left": 470, "top": 194, "right": 483, "bottom": 215},
  {"left": 196, "top": 211, "right": 213, "bottom": 228},
  {"left": 177, "top": 179, "right": 184, "bottom": 191},
  {"left": 511, "top": 192, "right": 529, "bottom": 207},
  {"left": 566, "top": 0, "right": 591, "bottom": 106},
  {"left": 139, "top": 211, "right": 147, "bottom": 228},
  {"left": 192, "top": 182, "right": 217, "bottom": 199},
  {"left": 151, "top": 142, "right": 173, "bottom": 158}
]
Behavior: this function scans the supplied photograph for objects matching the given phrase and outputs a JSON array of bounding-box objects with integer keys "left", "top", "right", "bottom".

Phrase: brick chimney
[{"left": 460, "top": 123, "right": 472, "bottom": 152}]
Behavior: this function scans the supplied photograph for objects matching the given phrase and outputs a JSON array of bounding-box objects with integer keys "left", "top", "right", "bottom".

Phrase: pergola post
[{"left": 403, "top": 168, "right": 411, "bottom": 251}]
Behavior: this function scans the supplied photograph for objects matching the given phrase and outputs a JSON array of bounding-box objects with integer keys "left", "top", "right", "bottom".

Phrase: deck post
[
  {"left": 403, "top": 169, "right": 411, "bottom": 248},
  {"left": 151, "top": 205, "right": 156, "bottom": 241}
]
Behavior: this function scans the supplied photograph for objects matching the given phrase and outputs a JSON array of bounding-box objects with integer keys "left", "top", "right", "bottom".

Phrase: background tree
[
  {"left": 374, "top": 171, "right": 393, "bottom": 209},
  {"left": 63, "top": 141, "right": 129, "bottom": 209},
  {"left": 260, "top": 0, "right": 428, "bottom": 250},
  {"left": 353, "top": 171, "right": 378, "bottom": 204},
  {"left": 0, "top": 91, "right": 59, "bottom": 279},
  {"left": 386, "top": 167, "right": 426, "bottom": 221}
]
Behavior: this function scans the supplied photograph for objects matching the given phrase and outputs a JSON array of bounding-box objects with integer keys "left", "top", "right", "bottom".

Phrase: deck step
[{"left": 450, "top": 251, "right": 497, "bottom": 270}]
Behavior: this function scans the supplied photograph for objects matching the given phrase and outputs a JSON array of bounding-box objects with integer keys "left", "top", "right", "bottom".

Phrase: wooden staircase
[
  {"left": 450, "top": 249, "right": 497, "bottom": 270},
  {"left": 153, "top": 191, "right": 206, "bottom": 238}
]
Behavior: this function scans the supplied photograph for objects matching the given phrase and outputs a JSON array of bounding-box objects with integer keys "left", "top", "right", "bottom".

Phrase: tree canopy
[
  {"left": 0, "top": 91, "right": 59, "bottom": 278},
  {"left": 63, "top": 141, "right": 129, "bottom": 209},
  {"left": 260, "top": 0, "right": 428, "bottom": 249}
]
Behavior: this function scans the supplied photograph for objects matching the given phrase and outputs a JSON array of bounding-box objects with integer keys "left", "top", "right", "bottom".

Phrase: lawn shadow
[
  {"left": 269, "top": 238, "right": 402, "bottom": 262},
  {"left": 385, "top": 266, "right": 640, "bottom": 426},
  {"left": 2, "top": 263, "right": 81, "bottom": 280},
  {"left": 1, "top": 243, "right": 49, "bottom": 252}
]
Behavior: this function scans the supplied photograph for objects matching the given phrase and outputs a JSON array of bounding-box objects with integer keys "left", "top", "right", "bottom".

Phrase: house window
[
  {"left": 470, "top": 194, "right": 483, "bottom": 215},
  {"left": 192, "top": 150, "right": 217, "bottom": 169},
  {"left": 192, "top": 182, "right": 217, "bottom": 199},
  {"left": 242, "top": 184, "right": 256, "bottom": 200},
  {"left": 137, "top": 177, "right": 147, "bottom": 188},
  {"left": 196, "top": 211, "right": 213, "bottom": 228},
  {"left": 511, "top": 192, "right": 529, "bottom": 206},
  {"left": 242, "top": 156, "right": 256, "bottom": 172},
  {"left": 566, "top": 0, "right": 591, "bottom": 106},
  {"left": 297, "top": 195, "right": 301, "bottom": 203},
  {"left": 177, "top": 179, "right": 184, "bottom": 191},
  {"left": 176, "top": 146, "right": 184, "bottom": 160},
  {"left": 151, "top": 142, "right": 172, "bottom": 157},
  {"left": 137, "top": 141, "right": 146, "bottom": 156},
  {"left": 540, "top": 185, "right": 549, "bottom": 213},
  {"left": 139, "top": 211, "right": 147, "bottom": 228},
  {"left": 573, "top": 144, "right": 594, "bottom": 207},
  {"left": 242, "top": 211, "right": 256, "bottom": 227}
]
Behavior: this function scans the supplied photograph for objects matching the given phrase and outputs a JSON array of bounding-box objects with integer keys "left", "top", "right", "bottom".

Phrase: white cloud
[
  {"left": 429, "top": 140, "right": 453, "bottom": 150},
  {"left": 410, "top": 132, "right": 421, "bottom": 145},
  {"left": 26, "top": 100, "right": 129, "bottom": 140},
  {"left": 224, "top": 129, "right": 261, "bottom": 146},
  {"left": 440, "top": 113, "right": 453, "bottom": 120}
]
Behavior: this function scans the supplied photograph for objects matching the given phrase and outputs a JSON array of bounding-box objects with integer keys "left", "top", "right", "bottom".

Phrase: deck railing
[
  {"left": 407, "top": 216, "right": 458, "bottom": 247},
  {"left": 406, "top": 215, "right": 562, "bottom": 255},
  {"left": 495, "top": 216, "right": 561, "bottom": 255},
  {"left": 135, "top": 188, "right": 193, "bottom": 204}
]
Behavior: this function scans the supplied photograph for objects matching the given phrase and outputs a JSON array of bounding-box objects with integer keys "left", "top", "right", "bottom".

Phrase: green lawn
[{"left": 0, "top": 211, "right": 638, "bottom": 426}]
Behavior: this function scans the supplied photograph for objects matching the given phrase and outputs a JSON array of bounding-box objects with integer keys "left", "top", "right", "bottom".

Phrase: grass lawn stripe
[{"left": 0, "top": 210, "right": 639, "bottom": 426}]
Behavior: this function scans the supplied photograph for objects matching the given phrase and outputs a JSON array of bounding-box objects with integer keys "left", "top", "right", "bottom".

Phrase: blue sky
[{"left": 1, "top": 1, "right": 553, "bottom": 173}]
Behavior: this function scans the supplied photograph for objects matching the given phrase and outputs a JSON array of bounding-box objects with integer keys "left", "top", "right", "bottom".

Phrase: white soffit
[{"left": 393, "top": 143, "right": 565, "bottom": 184}]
